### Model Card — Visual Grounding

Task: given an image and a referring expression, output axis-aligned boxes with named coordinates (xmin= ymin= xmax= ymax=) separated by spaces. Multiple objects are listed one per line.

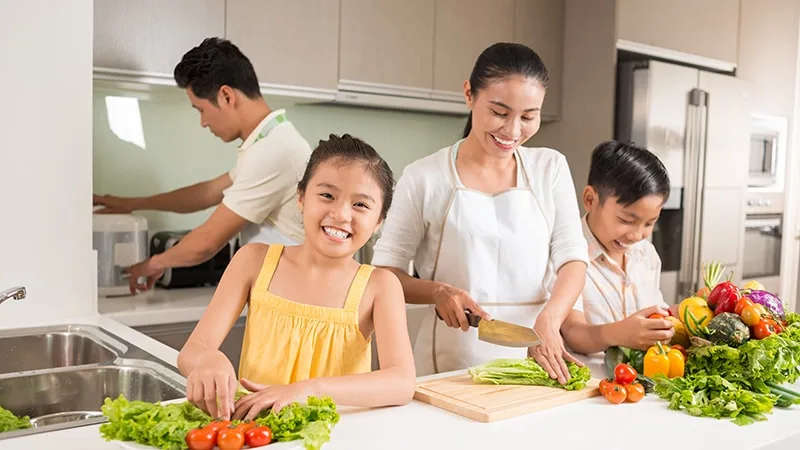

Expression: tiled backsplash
xmin=93 ymin=82 xmax=465 ymax=232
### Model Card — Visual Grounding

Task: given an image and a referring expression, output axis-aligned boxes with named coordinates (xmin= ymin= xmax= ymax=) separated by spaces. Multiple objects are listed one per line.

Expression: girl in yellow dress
xmin=177 ymin=134 xmax=416 ymax=421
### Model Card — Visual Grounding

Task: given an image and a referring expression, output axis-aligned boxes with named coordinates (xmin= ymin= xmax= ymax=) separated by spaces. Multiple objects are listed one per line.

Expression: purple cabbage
xmin=745 ymin=290 xmax=786 ymax=320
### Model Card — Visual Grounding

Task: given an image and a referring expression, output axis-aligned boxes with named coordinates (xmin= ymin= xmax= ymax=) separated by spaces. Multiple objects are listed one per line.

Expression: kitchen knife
xmin=436 ymin=309 xmax=543 ymax=348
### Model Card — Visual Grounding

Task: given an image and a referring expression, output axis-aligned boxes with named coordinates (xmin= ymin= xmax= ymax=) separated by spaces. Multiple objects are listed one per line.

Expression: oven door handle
xmin=745 ymin=218 xmax=782 ymax=230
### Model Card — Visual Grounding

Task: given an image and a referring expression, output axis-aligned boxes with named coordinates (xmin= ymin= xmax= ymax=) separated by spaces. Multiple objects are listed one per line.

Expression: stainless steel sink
xmin=0 ymin=324 xmax=187 ymax=440
xmin=0 ymin=329 xmax=119 ymax=374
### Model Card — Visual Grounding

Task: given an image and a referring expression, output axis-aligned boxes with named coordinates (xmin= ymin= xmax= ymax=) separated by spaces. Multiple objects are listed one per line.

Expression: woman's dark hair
xmin=587 ymin=141 xmax=671 ymax=206
xmin=298 ymin=134 xmax=395 ymax=220
xmin=462 ymin=42 xmax=550 ymax=138
xmin=173 ymin=37 xmax=261 ymax=104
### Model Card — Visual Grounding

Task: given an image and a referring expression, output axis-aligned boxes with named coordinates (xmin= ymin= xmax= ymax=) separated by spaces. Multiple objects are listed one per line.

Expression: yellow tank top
xmin=238 ymin=244 xmax=374 ymax=385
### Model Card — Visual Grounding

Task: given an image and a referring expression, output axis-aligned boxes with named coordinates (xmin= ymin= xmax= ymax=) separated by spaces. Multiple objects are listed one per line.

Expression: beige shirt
xmin=222 ymin=109 xmax=311 ymax=245
xmin=575 ymin=214 xmax=668 ymax=324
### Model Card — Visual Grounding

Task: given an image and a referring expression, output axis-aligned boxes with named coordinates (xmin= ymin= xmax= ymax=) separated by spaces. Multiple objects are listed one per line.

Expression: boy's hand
xmin=617 ymin=305 xmax=675 ymax=350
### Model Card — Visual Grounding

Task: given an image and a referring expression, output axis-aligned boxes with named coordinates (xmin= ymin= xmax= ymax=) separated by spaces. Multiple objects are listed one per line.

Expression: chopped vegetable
xmin=0 ymin=405 xmax=31 ymax=433
xmin=468 ymin=358 xmax=591 ymax=391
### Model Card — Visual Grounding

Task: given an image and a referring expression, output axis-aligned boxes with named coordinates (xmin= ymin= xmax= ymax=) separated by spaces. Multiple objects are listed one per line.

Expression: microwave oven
xmin=748 ymin=114 xmax=788 ymax=189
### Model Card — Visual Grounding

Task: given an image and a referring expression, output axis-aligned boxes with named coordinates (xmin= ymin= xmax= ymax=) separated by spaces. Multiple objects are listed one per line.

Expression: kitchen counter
xmin=98 ymin=286 xmax=221 ymax=327
xmin=3 ymin=315 xmax=800 ymax=450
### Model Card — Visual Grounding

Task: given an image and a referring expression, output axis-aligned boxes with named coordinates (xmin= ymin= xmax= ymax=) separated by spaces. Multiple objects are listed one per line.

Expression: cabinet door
xmin=339 ymin=0 xmax=435 ymax=92
xmin=226 ymin=0 xmax=340 ymax=91
xmin=617 ymin=0 xmax=739 ymax=64
xmin=94 ymin=0 xmax=225 ymax=75
xmin=433 ymin=0 xmax=515 ymax=96
xmin=513 ymin=0 xmax=564 ymax=120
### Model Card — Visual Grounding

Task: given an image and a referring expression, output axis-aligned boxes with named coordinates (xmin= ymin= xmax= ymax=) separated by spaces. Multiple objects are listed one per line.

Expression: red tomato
xmin=603 ymin=383 xmax=627 ymax=404
xmin=753 ymin=320 xmax=777 ymax=340
xmin=599 ymin=378 xmax=613 ymax=396
xmin=735 ymin=298 xmax=754 ymax=316
xmin=625 ymin=382 xmax=645 ymax=403
xmin=245 ymin=426 xmax=273 ymax=448
xmin=235 ymin=422 xmax=257 ymax=433
xmin=203 ymin=420 xmax=230 ymax=441
xmin=614 ymin=363 xmax=637 ymax=384
xmin=217 ymin=428 xmax=245 ymax=450
xmin=185 ymin=428 xmax=215 ymax=450
xmin=648 ymin=313 xmax=666 ymax=320
xmin=669 ymin=344 xmax=688 ymax=359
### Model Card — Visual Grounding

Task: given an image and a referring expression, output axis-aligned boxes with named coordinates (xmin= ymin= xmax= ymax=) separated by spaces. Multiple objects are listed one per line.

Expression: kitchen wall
xmin=93 ymin=83 xmax=465 ymax=232
xmin=0 ymin=0 xmax=96 ymax=328
xmin=528 ymin=0 xmax=618 ymax=201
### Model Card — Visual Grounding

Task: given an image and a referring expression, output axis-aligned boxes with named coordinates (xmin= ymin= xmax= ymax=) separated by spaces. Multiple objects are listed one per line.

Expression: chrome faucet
xmin=0 ymin=286 xmax=26 ymax=305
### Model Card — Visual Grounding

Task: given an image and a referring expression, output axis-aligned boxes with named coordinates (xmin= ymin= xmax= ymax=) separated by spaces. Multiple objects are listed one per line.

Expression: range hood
xmin=92 ymin=68 xmax=471 ymax=116
xmin=326 ymin=79 xmax=469 ymax=116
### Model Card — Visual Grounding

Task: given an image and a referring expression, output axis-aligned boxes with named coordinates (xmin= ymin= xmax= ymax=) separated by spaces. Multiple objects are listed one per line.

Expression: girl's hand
xmin=529 ymin=314 xmax=583 ymax=385
xmin=185 ymin=350 xmax=238 ymax=420
xmin=232 ymin=378 xmax=317 ymax=422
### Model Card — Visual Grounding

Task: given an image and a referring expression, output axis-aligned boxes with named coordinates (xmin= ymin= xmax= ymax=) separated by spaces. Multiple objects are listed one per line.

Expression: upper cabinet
xmin=226 ymin=0 xmax=340 ymax=92
xmin=339 ymin=0 xmax=435 ymax=93
xmin=616 ymin=0 xmax=740 ymax=65
xmin=432 ymin=0 xmax=515 ymax=97
xmin=94 ymin=0 xmax=225 ymax=75
xmin=513 ymin=0 xmax=564 ymax=120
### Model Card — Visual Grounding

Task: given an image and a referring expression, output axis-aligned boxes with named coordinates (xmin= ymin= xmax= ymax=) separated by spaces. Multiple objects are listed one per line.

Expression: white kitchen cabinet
xmin=433 ymin=0 xmax=515 ymax=97
xmin=339 ymin=0 xmax=435 ymax=93
xmin=225 ymin=0 xmax=340 ymax=91
xmin=513 ymin=0 xmax=564 ymax=120
xmin=616 ymin=0 xmax=740 ymax=65
xmin=737 ymin=0 xmax=800 ymax=118
xmin=93 ymin=0 xmax=225 ymax=75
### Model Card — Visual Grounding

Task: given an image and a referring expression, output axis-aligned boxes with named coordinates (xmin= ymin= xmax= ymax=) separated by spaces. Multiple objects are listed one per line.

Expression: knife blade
xmin=435 ymin=309 xmax=542 ymax=348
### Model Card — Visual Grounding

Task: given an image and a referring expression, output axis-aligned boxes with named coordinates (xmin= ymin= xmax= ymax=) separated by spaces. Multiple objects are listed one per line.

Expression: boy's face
xmin=583 ymin=186 xmax=664 ymax=258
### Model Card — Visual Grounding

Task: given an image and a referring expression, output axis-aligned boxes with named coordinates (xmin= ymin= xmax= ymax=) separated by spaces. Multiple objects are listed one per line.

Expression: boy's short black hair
xmin=173 ymin=37 xmax=261 ymax=104
xmin=587 ymin=141 xmax=671 ymax=206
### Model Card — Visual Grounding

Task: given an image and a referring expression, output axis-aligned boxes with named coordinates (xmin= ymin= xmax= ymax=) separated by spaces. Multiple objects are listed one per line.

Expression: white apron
xmin=414 ymin=141 xmax=554 ymax=376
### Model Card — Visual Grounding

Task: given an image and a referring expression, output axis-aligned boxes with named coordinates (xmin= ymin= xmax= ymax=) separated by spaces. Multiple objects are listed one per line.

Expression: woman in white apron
xmin=371 ymin=43 xmax=589 ymax=383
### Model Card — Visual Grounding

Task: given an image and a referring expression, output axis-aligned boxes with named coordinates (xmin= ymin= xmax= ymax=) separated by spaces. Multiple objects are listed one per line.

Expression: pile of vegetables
xmin=468 ymin=358 xmax=591 ymax=391
xmin=646 ymin=260 xmax=800 ymax=425
xmin=0 ymin=405 xmax=31 ymax=433
xmin=99 ymin=393 xmax=339 ymax=450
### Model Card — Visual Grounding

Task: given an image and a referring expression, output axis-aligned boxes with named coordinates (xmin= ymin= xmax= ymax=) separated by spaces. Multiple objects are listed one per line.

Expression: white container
xmin=92 ymin=214 xmax=148 ymax=297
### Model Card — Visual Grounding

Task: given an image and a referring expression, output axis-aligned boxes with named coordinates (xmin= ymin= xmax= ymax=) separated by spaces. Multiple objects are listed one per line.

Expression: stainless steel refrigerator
xmin=616 ymin=60 xmax=750 ymax=304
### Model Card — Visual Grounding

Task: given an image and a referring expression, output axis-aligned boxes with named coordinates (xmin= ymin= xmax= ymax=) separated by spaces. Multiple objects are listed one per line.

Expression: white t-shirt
xmin=371 ymin=145 xmax=589 ymax=282
xmin=222 ymin=109 xmax=311 ymax=245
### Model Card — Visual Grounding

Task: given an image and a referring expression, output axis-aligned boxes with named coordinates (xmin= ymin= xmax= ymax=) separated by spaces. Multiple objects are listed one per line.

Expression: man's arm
xmin=94 ymin=173 xmax=232 ymax=214
xmin=151 ymin=204 xmax=248 ymax=269
xmin=125 ymin=203 xmax=249 ymax=293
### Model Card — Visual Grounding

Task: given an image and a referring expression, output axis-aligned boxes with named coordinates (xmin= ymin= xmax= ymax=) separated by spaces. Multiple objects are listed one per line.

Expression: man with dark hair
xmin=93 ymin=37 xmax=312 ymax=294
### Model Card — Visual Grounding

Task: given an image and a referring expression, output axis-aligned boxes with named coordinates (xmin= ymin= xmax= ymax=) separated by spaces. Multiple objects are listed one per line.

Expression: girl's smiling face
xmin=298 ymin=159 xmax=384 ymax=259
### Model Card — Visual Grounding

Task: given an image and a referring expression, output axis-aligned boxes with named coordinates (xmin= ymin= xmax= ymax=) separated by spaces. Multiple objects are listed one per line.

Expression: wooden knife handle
xmin=435 ymin=309 xmax=481 ymax=328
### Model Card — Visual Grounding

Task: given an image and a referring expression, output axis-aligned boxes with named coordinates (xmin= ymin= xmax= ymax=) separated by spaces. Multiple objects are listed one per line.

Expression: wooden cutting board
xmin=414 ymin=373 xmax=601 ymax=422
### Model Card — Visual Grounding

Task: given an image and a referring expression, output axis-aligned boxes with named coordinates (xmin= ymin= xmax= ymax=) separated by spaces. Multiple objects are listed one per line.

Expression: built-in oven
xmin=742 ymin=192 xmax=785 ymax=294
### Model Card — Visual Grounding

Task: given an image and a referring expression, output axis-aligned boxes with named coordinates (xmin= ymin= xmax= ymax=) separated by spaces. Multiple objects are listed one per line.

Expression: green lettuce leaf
xmin=99 ymin=395 xmax=211 ymax=450
xmin=254 ymin=396 xmax=340 ymax=450
xmin=467 ymin=358 xmax=592 ymax=391
xmin=0 ymin=405 xmax=31 ymax=433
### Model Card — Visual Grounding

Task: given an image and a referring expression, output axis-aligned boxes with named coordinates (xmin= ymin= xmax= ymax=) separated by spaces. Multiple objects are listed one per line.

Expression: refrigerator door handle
xmin=678 ymin=89 xmax=709 ymax=297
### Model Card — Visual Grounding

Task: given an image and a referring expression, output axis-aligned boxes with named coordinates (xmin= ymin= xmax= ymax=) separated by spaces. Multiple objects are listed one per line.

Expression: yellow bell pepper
xmin=644 ymin=343 xmax=686 ymax=379
xmin=679 ymin=296 xmax=714 ymax=336
xmin=644 ymin=343 xmax=671 ymax=378
xmin=667 ymin=348 xmax=685 ymax=378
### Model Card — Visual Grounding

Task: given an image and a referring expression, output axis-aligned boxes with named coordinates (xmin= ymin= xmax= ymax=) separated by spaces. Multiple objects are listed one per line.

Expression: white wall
xmin=0 ymin=0 xmax=96 ymax=328
xmin=93 ymin=83 xmax=465 ymax=232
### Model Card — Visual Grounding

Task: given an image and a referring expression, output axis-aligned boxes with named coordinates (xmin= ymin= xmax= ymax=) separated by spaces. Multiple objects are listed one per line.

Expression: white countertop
xmin=3 ymin=314 xmax=800 ymax=450
xmin=98 ymin=286 xmax=221 ymax=327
